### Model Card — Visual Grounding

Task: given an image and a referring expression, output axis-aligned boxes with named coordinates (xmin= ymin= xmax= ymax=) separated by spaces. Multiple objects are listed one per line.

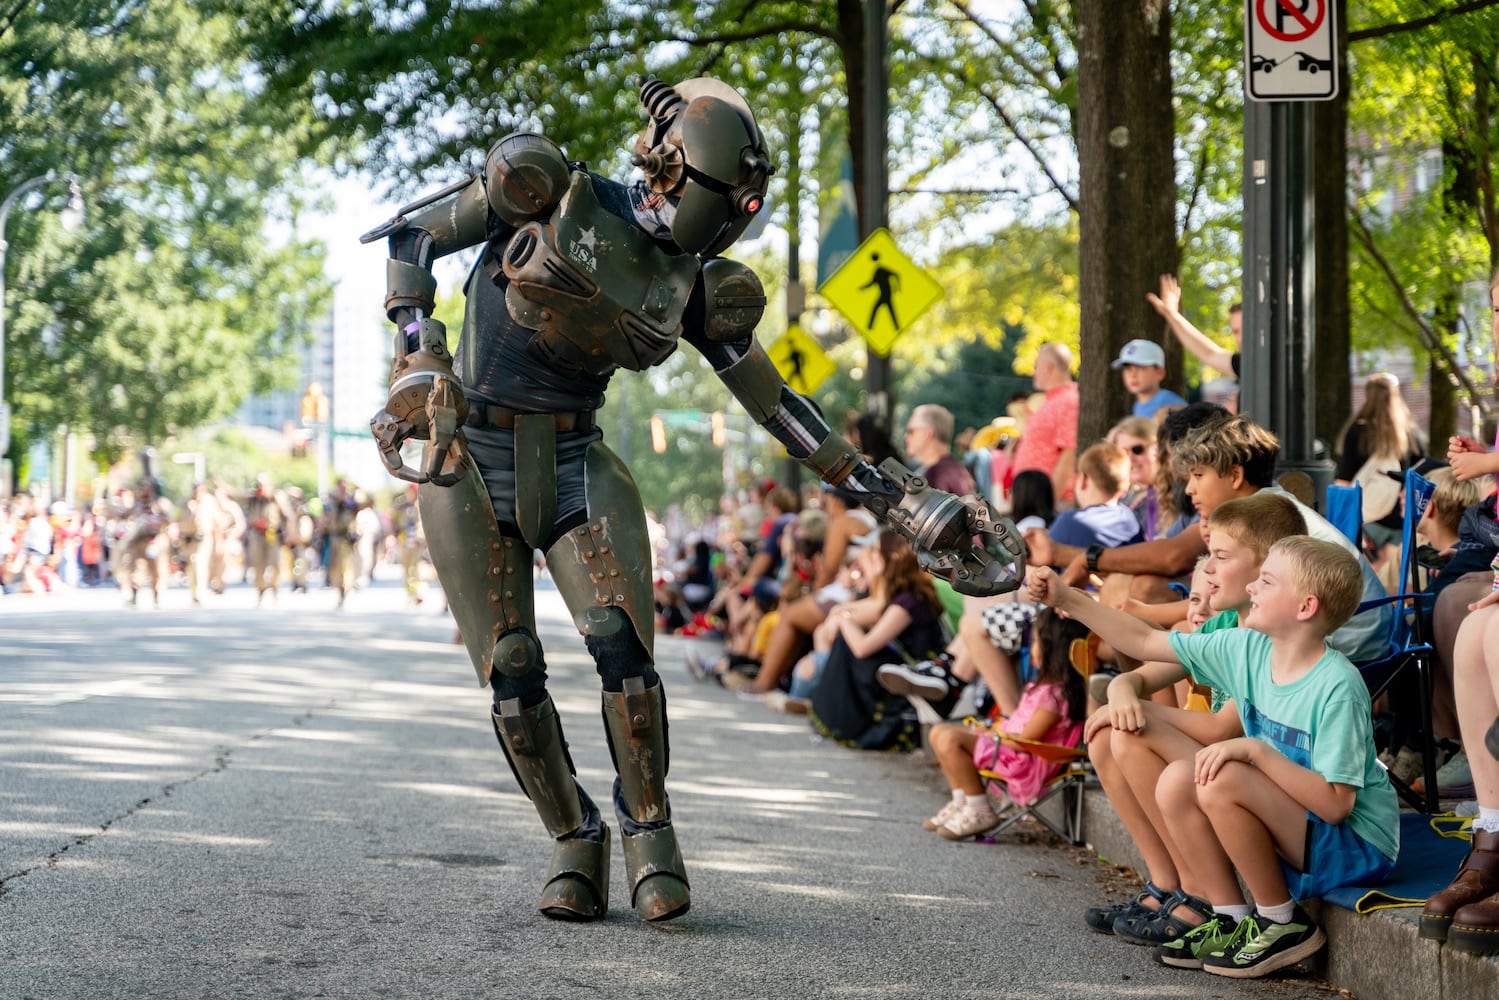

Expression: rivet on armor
xmin=504 ymin=539 xmax=513 ymax=548
xmin=506 ymin=565 xmax=515 ymax=575
xmin=504 ymin=590 xmax=513 ymax=599
xmin=632 ymin=714 xmax=646 ymax=727
xmin=599 ymin=546 xmax=610 ymax=554
xmin=614 ymin=594 xmax=624 ymax=602
xmin=489 ymin=567 xmax=501 ymax=577
xmin=609 ymin=569 xmax=619 ymax=577
xmin=577 ymin=527 xmax=588 ymax=536
xmin=591 ymin=524 xmax=602 ymax=533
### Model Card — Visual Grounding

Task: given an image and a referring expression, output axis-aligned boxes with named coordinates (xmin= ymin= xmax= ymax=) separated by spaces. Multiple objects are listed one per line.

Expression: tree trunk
xmin=838 ymin=0 xmax=867 ymax=236
xmin=1074 ymin=1 xmax=1178 ymax=449
xmin=1312 ymin=0 xmax=1350 ymax=451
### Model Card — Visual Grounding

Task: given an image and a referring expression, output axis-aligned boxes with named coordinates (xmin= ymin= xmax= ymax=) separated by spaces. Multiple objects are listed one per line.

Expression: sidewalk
xmin=1075 ymin=785 xmax=1499 ymax=1000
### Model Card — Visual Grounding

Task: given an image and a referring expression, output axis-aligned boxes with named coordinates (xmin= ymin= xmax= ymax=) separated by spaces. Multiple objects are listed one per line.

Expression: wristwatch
xmin=1085 ymin=543 xmax=1105 ymax=575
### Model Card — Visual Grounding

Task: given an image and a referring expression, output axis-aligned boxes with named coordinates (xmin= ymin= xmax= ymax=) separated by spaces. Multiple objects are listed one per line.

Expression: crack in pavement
xmin=0 ymin=705 xmax=327 ymax=901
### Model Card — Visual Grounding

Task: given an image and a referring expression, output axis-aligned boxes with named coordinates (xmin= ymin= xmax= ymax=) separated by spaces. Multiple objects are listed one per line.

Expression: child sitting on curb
xmin=922 ymin=609 xmax=1090 ymax=839
xmin=1082 ymin=492 xmax=1305 ymax=946
xmin=1029 ymin=535 xmax=1399 ymax=979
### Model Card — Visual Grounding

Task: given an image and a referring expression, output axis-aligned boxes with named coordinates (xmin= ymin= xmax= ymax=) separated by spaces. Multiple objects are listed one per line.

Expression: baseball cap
xmin=1111 ymin=339 xmax=1167 ymax=369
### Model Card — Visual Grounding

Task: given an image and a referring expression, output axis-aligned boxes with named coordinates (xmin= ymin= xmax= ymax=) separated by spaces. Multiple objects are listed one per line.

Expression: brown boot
xmin=1420 ymin=829 xmax=1499 ymax=942
xmin=1450 ymin=888 xmax=1499 ymax=955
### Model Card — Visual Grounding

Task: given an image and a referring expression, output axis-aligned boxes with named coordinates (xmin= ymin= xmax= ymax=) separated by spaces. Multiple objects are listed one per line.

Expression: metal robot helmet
xmin=631 ymin=76 xmax=772 ymax=257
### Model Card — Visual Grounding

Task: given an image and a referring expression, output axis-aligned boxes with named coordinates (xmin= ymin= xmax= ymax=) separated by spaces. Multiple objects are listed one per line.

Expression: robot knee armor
xmin=492 ymin=627 xmax=541 ymax=677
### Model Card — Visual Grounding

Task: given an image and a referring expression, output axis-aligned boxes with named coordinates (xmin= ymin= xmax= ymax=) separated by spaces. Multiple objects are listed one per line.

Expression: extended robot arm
xmin=693 ymin=317 xmax=1025 ymax=597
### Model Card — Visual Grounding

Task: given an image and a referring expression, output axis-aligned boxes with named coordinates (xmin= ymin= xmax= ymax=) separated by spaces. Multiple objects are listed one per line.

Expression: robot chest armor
xmin=495 ymin=171 xmax=699 ymax=378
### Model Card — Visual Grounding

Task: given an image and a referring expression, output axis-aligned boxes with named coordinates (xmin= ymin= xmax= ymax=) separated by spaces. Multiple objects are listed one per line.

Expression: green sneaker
xmin=1202 ymin=906 xmax=1326 ymax=979
xmin=1154 ymin=913 xmax=1239 ymax=970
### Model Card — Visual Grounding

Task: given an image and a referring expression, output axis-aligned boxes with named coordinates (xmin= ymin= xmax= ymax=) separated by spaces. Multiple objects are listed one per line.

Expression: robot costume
xmin=362 ymin=76 xmax=1027 ymax=924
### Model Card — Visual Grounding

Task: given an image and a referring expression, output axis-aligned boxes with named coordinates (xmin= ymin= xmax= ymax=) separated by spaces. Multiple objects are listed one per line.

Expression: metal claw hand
xmin=370 ymin=372 xmax=471 ymax=487
xmin=869 ymin=459 xmax=1027 ymax=598
xmin=369 ymin=317 xmax=471 ymax=486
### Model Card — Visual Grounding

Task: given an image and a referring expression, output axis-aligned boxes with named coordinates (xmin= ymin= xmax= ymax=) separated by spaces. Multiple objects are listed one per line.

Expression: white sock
xmin=1257 ymin=899 xmax=1296 ymax=924
xmin=1215 ymin=904 xmax=1252 ymax=920
xmin=1474 ymin=808 xmax=1499 ymax=833
xmin=951 ymin=789 xmax=968 ymax=807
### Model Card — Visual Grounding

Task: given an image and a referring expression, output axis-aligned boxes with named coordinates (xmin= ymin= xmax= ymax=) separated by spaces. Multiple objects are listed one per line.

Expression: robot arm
xmin=363 ymin=134 xmax=576 ymax=486
xmin=686 ymin=293 xmax=1025 ymax=597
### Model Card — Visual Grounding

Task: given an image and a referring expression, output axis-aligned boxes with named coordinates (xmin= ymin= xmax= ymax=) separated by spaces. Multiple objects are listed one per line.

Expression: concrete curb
xmin=1078 ymin=786 xmax=1499 ymax=1000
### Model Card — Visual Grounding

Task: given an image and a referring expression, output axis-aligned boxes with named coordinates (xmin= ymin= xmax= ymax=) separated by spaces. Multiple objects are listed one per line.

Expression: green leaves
xmin=1 ymin=1 xmax=332 ymax=464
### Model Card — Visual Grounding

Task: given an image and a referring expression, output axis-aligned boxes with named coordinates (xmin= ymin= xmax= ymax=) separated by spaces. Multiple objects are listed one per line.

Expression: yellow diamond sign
xmin=767 ymin=324 xmax=837 ymax=396
xmin=817 ymin=228 xmax=944 ymax=356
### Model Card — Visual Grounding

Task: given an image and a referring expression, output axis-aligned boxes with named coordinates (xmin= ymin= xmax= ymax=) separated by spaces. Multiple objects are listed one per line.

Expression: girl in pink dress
xmin=923 ymin=608 xmax=1089 ymax=839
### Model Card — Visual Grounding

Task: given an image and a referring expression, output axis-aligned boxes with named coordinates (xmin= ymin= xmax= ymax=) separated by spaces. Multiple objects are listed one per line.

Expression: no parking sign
xmin=1244 ymin=0 xmax=1339 ymax=102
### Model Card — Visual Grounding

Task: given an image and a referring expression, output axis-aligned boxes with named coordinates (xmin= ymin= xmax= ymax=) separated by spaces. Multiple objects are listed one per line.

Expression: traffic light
xmin=649 ymin=414 xmax=667 ymax=454
xmin=710 ymin=411 xmax=726 ymax=447
xmin=301 ymin=383 xmax=329 ymax=424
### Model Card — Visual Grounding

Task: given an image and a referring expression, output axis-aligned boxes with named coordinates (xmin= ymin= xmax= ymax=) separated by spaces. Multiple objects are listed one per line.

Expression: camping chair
xmin=1347 ymin=468 xmax=1440 ymax=813
xmin=977 ymin=735 xmax=1092 ymax=846
xmin=974 ymin=632 xmax=1099 ymax=846
xmin=1325 ymin=481 xmax=1364 ymax=551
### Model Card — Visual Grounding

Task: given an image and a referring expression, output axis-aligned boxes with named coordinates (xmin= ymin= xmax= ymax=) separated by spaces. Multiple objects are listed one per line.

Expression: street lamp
xmin=0 ymin=171 xmax=86 ymax=488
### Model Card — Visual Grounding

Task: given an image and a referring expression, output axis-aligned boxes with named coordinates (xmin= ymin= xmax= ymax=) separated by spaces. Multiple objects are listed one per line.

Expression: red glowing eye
xmin=745 ymin=197 xmax=762 ymax=213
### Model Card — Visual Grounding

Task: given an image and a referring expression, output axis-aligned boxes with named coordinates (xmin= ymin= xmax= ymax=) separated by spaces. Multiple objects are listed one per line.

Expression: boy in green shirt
xmin=1033 ymin=535 xmax=1398 ymax=979
xmin=1084 ymin=492 xmax=1304 ymax=946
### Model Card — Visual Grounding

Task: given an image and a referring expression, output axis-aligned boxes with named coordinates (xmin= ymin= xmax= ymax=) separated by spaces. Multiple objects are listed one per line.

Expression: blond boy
xmin=1081 ymin=493 xmax=1306 ymax=949
xmin=1034 ymin=536 xmax=1398 ymax=979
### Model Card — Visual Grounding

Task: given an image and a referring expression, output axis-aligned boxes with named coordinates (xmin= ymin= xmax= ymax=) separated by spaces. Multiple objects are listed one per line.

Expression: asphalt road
xmin=1 ymin=573 xmax=1342 ymax=999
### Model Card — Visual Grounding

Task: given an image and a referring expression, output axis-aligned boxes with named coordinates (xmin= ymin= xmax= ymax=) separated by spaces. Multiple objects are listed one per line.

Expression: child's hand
xmin=1195 ymin=737 xmax=1258 ymax=783
xmin=1106 ymin=681 xmax=1146 ymax=734
xmin=1026 ymin=566 xmax=1067 ymax=607
xmin=1083 ymin=704 xmax=1113 ymax=743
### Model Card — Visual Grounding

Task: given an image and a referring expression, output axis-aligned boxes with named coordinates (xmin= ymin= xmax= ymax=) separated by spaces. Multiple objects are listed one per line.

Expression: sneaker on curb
xmin=1388 ymin=746 xmax=1424 ymax=787
xmin=1435 ymin=751 xmax=1475 ymax=797
xmin=1201 ymin=906 xmax=1326 ymax=979
xmin=877 ymin=660 xmax=958 ymax=701
xmin=1114 ymin=889 xmax=1215 ymax=945
xmin=684 ymin=650 xmax=709 ymax=682
xmin=1154 ymin=914 xmax=1239 ymax=969
xmin=1084 ymin=882 xmax=1172 ymax=935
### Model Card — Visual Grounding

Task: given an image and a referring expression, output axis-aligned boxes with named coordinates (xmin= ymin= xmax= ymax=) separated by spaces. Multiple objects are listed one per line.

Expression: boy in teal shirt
xmin=1031 ymin=535 xmax=1398 ymax=979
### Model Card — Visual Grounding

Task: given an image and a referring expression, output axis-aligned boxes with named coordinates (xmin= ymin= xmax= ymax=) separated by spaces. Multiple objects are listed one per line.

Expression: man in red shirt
xmin=1011 ymin=342 xmax=1079 ymax=503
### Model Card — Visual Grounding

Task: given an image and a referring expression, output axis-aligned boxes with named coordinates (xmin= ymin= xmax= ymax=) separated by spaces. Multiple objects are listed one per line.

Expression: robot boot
xmin=602 ymin=676 xmax=690 ymax=922
xmin=491 ymin=696 xmax=610 ymax=921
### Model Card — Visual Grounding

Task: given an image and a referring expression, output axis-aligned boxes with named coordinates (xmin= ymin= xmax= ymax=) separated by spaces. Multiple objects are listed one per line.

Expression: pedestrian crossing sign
xmin=817 ymin=227 xmax=944 ymax=357
xmin=767 ymin=323 xmax=836 ymax=396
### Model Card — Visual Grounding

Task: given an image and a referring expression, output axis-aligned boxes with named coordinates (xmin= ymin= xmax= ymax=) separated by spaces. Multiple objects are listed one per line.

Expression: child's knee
xmin=1088 ymin=728 xmax=1115 ymax=770
xmin=1155 ymin=759 xmax=1197 ymax=811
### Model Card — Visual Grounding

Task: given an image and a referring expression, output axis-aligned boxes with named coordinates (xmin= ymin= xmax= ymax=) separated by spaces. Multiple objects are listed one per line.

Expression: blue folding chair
xmin=1324 ymin=481 xmax=1363 ymax=550
xmin=1348 ymin=469 xmax=1439 ymax=812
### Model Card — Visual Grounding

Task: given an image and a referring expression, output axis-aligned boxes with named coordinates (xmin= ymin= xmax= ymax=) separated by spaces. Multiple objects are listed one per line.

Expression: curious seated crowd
xmin=658 ymin=327 xmax=1499 ymax=981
